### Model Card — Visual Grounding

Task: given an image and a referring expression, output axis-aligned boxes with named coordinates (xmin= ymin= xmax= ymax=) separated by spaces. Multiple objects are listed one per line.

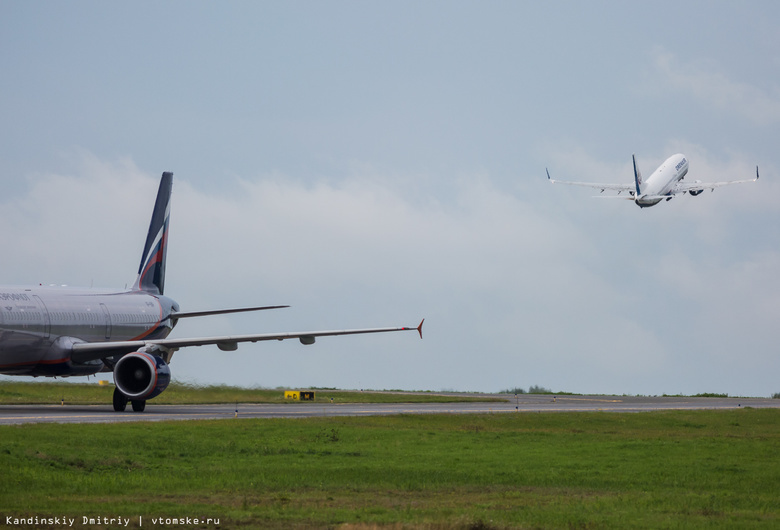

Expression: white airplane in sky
xmin=0 ymin=172 xmax=423 ymax=412
xmin=547 ymin=154 xmax=759 ymax=208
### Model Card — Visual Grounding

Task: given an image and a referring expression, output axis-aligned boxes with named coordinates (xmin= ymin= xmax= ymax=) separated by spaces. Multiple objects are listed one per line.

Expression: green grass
xmin=1 ymin=409 xmax=778 ymax=528
xmin=0 ymin=380 xmax=500 ymax=405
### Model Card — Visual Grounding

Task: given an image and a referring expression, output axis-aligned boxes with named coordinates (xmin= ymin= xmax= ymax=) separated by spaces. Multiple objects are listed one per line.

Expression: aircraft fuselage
xmin=634 ymin=154 xmax=689 ymax=207
xmin=0 ymin=286 xmax=177 ymax=376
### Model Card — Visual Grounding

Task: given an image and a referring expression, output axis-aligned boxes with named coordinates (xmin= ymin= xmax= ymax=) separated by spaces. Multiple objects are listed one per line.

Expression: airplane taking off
xmin=547 ymin=154 xmax=759 ymax=208
xmin=0 ymin=172 xmax=423 ymax=412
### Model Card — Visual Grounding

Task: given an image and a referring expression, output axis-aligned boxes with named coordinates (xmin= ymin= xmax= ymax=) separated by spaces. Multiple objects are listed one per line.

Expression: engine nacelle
xmin=299 ymin=335 xmax=316 ymax=345
xmin=689 ymin=180 xmax=704 ymax=196
xmin=114 ymin=352 xmax=171 ymax=400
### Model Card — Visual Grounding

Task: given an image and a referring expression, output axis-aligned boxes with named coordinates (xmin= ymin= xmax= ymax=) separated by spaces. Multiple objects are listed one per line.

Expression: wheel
xmin=131 ymin=400 xmax=146 ymax=412
xmin=113 ymin=388 xmax=128 ymax=412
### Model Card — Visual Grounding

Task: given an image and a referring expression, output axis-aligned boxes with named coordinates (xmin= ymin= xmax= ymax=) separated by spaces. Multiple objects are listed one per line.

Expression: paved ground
xmin=1 ymin=393 xmax=777 ymax=425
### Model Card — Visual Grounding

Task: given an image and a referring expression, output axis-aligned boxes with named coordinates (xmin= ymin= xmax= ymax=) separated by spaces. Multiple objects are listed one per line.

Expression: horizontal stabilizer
xmin=172 ymin=305 xmax=290 ymax=320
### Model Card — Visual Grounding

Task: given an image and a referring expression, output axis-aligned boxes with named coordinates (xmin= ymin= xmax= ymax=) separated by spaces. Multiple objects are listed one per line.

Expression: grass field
xmin=0 ymin=380 xmax=501 ymax=405
xmin=1 ymin=408 xmax=778 ymax=529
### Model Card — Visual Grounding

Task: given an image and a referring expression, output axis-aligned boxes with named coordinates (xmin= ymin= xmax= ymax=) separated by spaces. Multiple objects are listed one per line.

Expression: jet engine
xmin=113 ymin=352 xmax=171 ymax=400
xmin=689 ymin=180 xmax=704 ymax=196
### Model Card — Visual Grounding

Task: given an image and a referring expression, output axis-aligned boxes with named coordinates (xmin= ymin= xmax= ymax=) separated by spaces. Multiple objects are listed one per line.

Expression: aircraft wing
xmin=546 ymin=169 xmax=634 ymax=193
xmin=673 ymin=166 xmax=760 ymax=194
xmin=70 ymin=320 xmax=424 ymax=363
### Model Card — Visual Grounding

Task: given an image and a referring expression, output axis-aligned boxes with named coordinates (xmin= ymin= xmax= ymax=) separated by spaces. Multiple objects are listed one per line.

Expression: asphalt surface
xmin=1 ymin=394 xmax=778 ymax=425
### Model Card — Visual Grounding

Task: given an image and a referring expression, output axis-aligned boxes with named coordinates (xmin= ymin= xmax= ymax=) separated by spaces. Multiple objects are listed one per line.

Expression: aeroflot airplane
xmin=547 ymin=154 xmax=759 ymax=208
xmin=0 ymin=172 xmax=423 ymax=412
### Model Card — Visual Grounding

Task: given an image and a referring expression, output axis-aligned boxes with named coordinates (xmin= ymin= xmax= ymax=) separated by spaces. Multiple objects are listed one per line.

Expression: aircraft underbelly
xmin=636 ymin=197 xmax=663 ymax=208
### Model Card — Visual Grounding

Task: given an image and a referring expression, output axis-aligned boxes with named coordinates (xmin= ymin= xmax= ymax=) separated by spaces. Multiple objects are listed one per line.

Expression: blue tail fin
xmin=632 ymin=154 xmax=644 ymax=196
xmin=133 ymin=172 xmax=173 ymax=295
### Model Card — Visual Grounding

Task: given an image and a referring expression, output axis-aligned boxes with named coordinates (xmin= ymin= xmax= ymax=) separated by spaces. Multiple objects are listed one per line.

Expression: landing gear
xmin=113 ymin=388 xmax=128 ymax=412
xmin=113 ymin=388 xmax=147 ymax=412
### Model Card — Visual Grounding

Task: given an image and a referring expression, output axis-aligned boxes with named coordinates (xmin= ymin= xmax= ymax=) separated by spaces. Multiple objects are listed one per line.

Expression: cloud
xmin=649 ymin=48 xmax=780 ymax=125
xmin=0 ymin=153 xmax=156 ymax=287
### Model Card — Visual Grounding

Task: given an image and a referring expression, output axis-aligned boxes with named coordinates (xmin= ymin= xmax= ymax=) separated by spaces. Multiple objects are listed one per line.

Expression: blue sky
xmin=1 ymin=1 xmax=778 ymax=396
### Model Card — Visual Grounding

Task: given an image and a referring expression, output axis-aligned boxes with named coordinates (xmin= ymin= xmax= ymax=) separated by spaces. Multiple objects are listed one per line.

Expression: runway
xmin=1 ymin=394 xmax=778 ymax=425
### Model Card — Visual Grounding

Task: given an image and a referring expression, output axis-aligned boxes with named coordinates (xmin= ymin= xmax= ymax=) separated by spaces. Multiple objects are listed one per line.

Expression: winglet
xmin=416 ymin=318 xmax=424 ymax=339
xmin=756 ymin=166 xmax=760 ymax=180
xmin=546 ymin=168 xmax=552 ymax=181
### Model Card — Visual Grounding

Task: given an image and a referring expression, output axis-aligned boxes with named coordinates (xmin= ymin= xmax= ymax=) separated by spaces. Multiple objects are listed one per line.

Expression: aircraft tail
xmin=132 ymin=172 xmax=173 ymax=295
xmin=632 ymin=154 xmax=644 ymax=196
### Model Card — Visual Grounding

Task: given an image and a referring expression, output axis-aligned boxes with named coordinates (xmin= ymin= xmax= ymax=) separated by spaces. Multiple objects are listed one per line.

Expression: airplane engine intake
xmin=689 ymin=180 xmax=704 ymax=196
xmin=114 ymin=352 xmax=171 ymax=400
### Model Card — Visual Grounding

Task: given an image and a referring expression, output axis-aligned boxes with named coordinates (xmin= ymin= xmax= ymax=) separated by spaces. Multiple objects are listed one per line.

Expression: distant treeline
xmin=502 ymin=385 xmax=555 ymax=395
